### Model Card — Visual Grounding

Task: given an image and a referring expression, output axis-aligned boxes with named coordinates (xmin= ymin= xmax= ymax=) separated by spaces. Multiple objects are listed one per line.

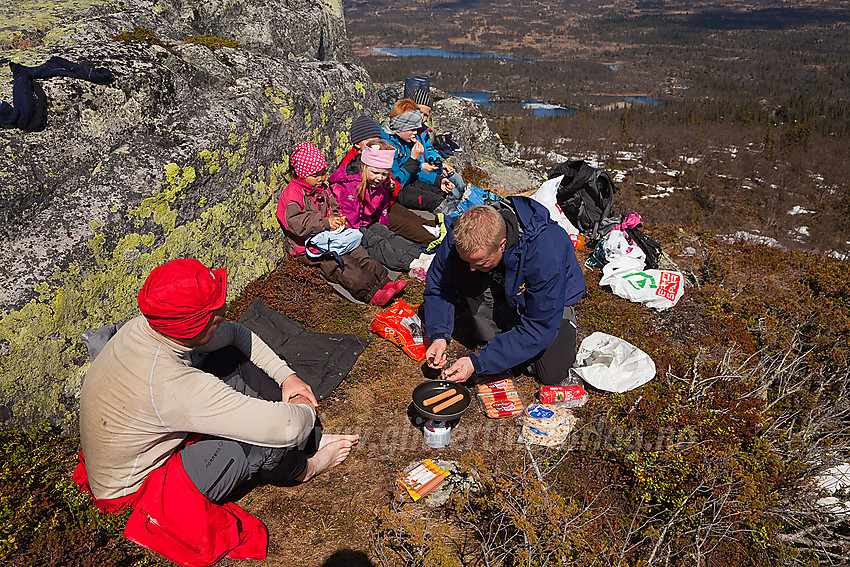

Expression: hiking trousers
xmin=180 ymin=346 xmax=322 ymax=503
xmin=458 ymin=269 xmax=578 ymax=385
xmin=359 ymin=222 xmax=420 ymax=271
xmin=388 ymin=202 xmax=436 ymax=247
xmin=297 ymin=245 xmax=388 ymax=302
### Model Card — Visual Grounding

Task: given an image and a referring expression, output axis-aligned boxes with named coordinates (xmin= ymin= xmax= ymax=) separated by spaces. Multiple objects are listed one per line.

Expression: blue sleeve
xmin=389 ymin=137 xmax=420 ymax=188
xmin=423 ymin=233 xmax=458 ymax=343
xmin=470 ymin=230 xmax=569 ymax=375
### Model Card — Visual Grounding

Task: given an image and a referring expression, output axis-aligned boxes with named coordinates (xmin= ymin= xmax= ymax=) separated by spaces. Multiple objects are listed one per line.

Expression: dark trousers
xmin=359 ymin=222 xmax=420 ymax=271
xmin=456 ymin=265 xmax=578 ymax=385
xmin=388 ymin=202 xmax=437 ymax=247
xmin=298 ymin=245 xmax=388 ymax=302
xmin=180 ymin=347 xmax=322 ymax=503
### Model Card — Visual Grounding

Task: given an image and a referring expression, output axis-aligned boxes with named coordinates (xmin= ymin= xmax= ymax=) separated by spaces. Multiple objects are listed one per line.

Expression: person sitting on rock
xmin=423 ymin=198 xmax=586 ymax=385
xmin=410 ymin=88 xmax=467 ymax=195
xmin=77 ymin=258 xmax=359 ymax=564
xmin=383 ymin=99 xmax=459 ymax=214
xmin=338 ymin=114 xmax=443 ymax=247
xmin=278 ymin=141 xmax=405 ymax=306
xmin=329 ymin=139 xmax=436 ymax=279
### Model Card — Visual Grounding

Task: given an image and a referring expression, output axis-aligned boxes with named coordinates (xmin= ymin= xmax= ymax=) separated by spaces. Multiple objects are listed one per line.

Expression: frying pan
xmin=411 ymin=380 xmax=471 ymax=421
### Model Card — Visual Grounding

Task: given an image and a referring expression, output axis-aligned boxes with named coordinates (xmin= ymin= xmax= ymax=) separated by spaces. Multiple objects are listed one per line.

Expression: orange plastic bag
xmin=370 ymin=299 xmax=428 ymax=361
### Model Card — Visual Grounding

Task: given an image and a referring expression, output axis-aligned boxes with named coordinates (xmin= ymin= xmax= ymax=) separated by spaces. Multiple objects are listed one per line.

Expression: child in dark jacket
xmin=277 ymin=142 xmax=405 ymax=306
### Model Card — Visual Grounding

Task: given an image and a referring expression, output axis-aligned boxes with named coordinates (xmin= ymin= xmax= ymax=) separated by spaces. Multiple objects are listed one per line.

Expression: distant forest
xmin=345 ymin=0 xmax=850 ymax=255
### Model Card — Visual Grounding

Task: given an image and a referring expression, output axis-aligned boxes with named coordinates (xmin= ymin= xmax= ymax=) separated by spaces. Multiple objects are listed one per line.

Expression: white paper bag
xmin=571 ymin=332 xmax=656 ymax=393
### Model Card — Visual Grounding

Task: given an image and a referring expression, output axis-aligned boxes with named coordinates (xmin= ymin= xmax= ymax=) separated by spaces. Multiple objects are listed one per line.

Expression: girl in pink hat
xmin=277 ymin=142 xmax=405 ymax=306
xmin=329 ymin=140 xmax=434 ymax=279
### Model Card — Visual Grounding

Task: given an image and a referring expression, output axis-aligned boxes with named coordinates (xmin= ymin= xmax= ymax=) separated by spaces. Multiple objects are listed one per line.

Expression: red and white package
xmin=370 ymin=299 xmax=428 ymax=361
xmin=476 ymin=376 xmax=524 ymax=418
xmin=538 ymin=384 xmax=588 ymax=407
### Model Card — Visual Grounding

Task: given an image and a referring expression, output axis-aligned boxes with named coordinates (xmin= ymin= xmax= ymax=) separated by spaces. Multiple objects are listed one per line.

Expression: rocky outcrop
xmin=0 ymin=0 xmax=375 ymax=427
xmin=429 ymin=96 xmax=544 ymax=194
xmin=0 ymin=0 xmax=531 ymax=429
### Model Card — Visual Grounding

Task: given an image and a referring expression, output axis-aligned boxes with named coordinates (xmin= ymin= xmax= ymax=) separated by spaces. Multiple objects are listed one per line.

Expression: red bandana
xmin=137 ymin=259 xmax=227 ymax=339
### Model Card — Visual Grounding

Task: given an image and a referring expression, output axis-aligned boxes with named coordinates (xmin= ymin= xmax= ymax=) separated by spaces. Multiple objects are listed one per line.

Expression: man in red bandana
xmin=77 ymin=259 xmax=358 ymax=565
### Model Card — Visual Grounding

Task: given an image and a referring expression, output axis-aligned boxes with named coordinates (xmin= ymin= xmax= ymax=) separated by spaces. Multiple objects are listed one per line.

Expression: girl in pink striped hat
xmin=329 ymin=140 xmax=435 ymax=280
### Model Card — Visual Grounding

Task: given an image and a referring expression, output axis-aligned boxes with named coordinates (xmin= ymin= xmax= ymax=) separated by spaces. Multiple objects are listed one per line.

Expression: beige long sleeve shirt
xmin=79 ymin=316 xmax=316 ymax=500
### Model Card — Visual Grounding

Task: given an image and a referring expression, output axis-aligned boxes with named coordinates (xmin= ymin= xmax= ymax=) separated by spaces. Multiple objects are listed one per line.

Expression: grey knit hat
xmin=411 ymin=88 xmax=433 ymax=107
xmin=350 ymin=115 xmax=383 ymax=145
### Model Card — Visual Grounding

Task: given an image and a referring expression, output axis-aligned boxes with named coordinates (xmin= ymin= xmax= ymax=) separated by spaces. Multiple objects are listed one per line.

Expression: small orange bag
xmin=370 ymin=299 xmax=428 ymax=361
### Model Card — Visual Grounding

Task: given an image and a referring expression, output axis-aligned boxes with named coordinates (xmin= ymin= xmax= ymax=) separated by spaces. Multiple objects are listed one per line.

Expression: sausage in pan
xmin=432 ymin=393 xmax=465 ymax=413
xmin=423 ymin=388 xmax=457 ymax=406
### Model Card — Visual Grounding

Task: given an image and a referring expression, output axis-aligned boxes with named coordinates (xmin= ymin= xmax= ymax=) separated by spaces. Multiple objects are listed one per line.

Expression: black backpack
xmin=549 ymin=160 xmax=619 ymax=241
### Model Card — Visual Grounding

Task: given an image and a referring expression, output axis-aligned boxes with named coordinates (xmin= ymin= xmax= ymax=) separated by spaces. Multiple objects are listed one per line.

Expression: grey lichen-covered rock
xmin=429 ymin=96 xmax=544 ymax=194
xmin=0 ymin=0 xmax=376 ymax=428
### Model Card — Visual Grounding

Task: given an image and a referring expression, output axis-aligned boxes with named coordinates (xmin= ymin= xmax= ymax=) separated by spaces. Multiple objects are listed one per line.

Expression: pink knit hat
xmin=361 ymin=144 xmax=396 ymax=169
xmin=290 ymin=142 xmax=327 ymax=178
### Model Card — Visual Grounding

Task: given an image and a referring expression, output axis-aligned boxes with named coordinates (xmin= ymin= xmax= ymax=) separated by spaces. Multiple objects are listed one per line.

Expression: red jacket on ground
xmin=74 ymin=450 xmax=267 ymax=567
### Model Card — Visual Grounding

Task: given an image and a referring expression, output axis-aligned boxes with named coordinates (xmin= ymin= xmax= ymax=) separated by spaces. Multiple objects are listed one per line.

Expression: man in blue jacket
xmin=424 ymin=197 xmax=585 ymax=384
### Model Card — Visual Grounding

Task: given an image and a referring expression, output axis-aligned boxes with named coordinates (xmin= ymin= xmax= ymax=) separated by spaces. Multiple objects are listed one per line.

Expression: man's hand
xmin=443 ymin=164 xmax=455 ymax=175
xmin=421 ymin=162 xmax=438 ymax=173
xmin=440 ymin=178 xmax=455 ymax=194
xmin=282 ymin=373 xmax=318 ymax=407
xmin=443 ymin=357 xmax=474 ymax=383
xmin=411 ymin=140 xmax=424 ymax=160
xmin=425 ymin=338 xmax=448 ymax=369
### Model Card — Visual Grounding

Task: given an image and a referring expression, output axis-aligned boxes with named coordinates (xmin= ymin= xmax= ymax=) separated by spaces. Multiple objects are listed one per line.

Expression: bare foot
xmin=297 ymin=434 xmax=359 ymax=482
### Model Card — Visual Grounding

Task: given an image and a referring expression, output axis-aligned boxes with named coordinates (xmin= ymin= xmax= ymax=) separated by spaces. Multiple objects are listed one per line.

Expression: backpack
xmin=549 ymin=160 xmax=619 ymax=241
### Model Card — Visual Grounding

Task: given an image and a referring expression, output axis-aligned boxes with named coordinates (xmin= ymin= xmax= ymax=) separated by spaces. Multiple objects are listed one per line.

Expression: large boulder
xmin=429 ymin=96 xmax=544 ymax=194
xmin=0 ymin=0 xmax=376 ymax=428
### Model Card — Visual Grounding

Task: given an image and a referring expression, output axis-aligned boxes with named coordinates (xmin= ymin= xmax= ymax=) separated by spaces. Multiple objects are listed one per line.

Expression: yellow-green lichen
xmin=264 ymin=87 xmax=293 ymax=119
xmin=224 ymin=132 xmax=250 ymax=172
xmin=132 ymin=163 xmax=195 ymax=233
xmin=334 ymin=129 xmax=351 ymax=165
xmin=0 ymin=0 xmax=107 ymax=49
xmin=354 ymin=81 xmax=366 ymax=97
xmin=199 ymin=149 xmax=221 ymax=175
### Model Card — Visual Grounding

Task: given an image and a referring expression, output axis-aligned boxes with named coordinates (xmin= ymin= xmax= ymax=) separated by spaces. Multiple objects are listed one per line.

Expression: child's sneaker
xmin=388 ymin=279 xmax=407 ymax=295
xmin=370 ymin=282 xmax=396 ymax=306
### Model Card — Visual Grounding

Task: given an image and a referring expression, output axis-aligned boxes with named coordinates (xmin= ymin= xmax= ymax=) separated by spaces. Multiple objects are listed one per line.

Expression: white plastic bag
xmin=571 ymin=332 xmax=655 ymax=393
xmin=599 ymin=257 xmax=685 ymax=311
xmin=601 ymin=229 xmax=646 ymax=265
xmin=531 ymin=175 xmax=579 ymax=237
